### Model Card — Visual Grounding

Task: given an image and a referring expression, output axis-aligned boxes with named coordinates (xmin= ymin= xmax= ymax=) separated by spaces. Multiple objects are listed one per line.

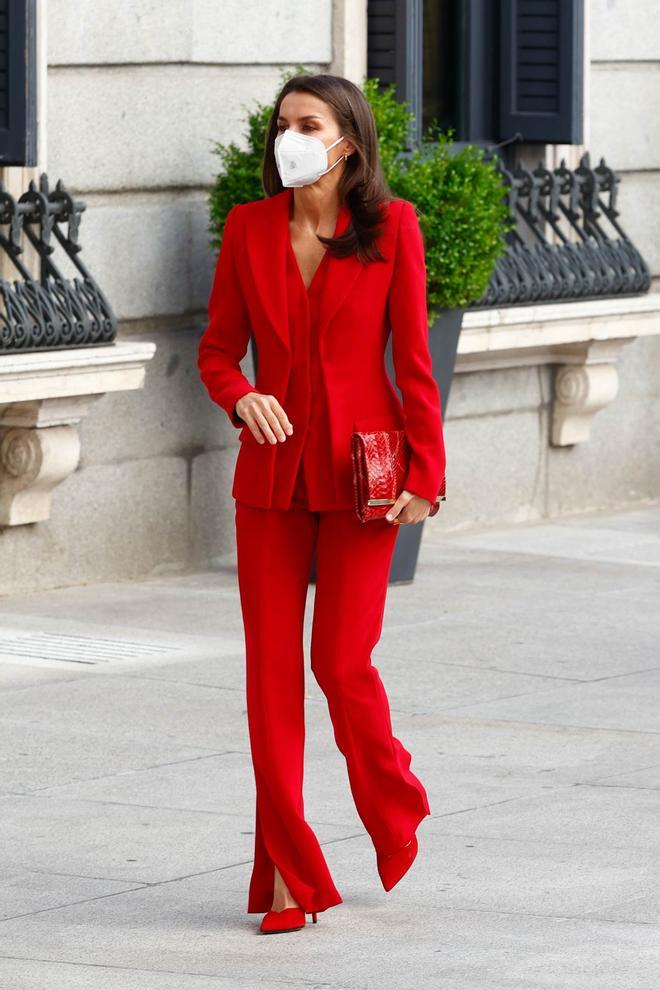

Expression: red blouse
xmin=286 ymin=235 xmax=338 ymax=511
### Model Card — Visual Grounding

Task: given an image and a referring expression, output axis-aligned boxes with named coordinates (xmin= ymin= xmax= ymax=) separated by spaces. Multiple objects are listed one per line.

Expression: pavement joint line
xmin=434 ymin=684 xmax=660 ymax=722
xmin=7 ymin=866 xmax=153 ymax=883
xmin=5 ymin=809 xmax=359 ymax=830
xmin=423 ymin=775 xmax=660 ymax=821
xmin=12 ymin=751 xmax=247 ymax=795
xmin=580 ymin=888 xmax=660 ymax=917
xmin=413 ymin=904 xmax=660 ymax=928
xmin=383 ymin=662 xmax=660 ymax=687
xmin=389 ymin=714 xmax=660 ymax=739
xmin=1 ymin=895 xmax=659 ymax=934
xmin=450 ymin=548 xmax=660 ymax=568
xmin=0 ymin=676 xmax=89 ymax=695
xmin=0 ymin=732 xmax=232 ymax=755
xmin=382 ymin=617 xmax=454 ymax=631
xmin=554 ymin=665 xmax=660 ymax=683
xmin=417 ymin=827 xmax=660 ymax=852
xmin=439 ymin=688 xmax=567 ymax=711
xmin=115 ymin=673 xmax=246 ymax=691
xmin=426 ymin=788 xmax=577 ymax=820
xmin=0 ymin=884 xmax=159 ymax=926
xmin=373 ymin=654 xmax=587 ymax=681
xmin=0 ymin=794 xmax=264 ymax=817
xmin=430 ymin=715 xmax=660 ymax=736
xmin=579 ymin=782 xmax=660 ymax=792
xmin=580 ymin=762 xmax=660 ymax=783
xmin=0 ymin=836 xmax=369 ymax=923
xmin=17 ymin=765 xmax=649 ymax=832
xmin=0 ymin=953 xmax=342 ymax=984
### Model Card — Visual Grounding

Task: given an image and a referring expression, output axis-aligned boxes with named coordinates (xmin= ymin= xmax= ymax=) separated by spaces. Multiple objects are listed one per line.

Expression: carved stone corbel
xmin=0 ymin=396 xmax=101 ymax=526
xmin=0 ymin=342 xmax=156 ymax=527
xmin=551 ymin=339 xmax=631 ymax=446
xmin=457 ymin=293 xmax=660 ymax=448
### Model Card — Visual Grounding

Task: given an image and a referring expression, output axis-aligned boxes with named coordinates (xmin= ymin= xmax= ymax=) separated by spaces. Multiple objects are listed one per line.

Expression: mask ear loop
xmin=321 ymin=151 xmax=347 ymax=177
xmin=320 ymin=135 xmax=347 ymax=177
xmin=325 ymin=134 xmax=344 ymax=151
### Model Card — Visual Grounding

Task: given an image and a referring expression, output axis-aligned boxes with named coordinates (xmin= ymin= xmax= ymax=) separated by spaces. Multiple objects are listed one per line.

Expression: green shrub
xmin=367 ymin=77 xmax=513 ymax=316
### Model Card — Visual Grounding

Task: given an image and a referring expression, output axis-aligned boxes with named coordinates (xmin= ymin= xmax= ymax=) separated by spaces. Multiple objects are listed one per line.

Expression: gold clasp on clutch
xmin=367 ymin=495 xmax=445 ymax=506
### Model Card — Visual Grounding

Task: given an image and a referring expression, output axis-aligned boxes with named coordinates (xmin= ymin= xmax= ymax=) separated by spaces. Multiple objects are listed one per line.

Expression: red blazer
xmin=197 ymin=186 xmax=446 ymax=511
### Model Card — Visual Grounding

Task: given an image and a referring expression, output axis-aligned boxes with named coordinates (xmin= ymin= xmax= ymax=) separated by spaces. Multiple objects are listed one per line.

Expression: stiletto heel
xmin=260 ymin=863 xmax=320 ymax=933
xmin=258 ymin=906 xmax=319 ymax=934
xmin=376 ymin=834 xmax=418 ymax=891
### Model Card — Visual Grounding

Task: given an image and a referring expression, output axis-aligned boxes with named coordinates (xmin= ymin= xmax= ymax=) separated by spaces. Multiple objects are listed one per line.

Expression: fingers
xmin=385 ymin=491 xmax=433 ymax=525
xmin=239 ymin=394 xmax=294 ymax=444
xmin=385 ymin=491 xmax=413 ymax=524
xmin=231 ymin=404 xmax=438 ymax=525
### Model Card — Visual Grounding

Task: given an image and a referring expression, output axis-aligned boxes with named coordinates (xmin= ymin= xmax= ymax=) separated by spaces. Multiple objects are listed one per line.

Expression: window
xmin=0 ymin=0 xmax=38 ymax=167
xmin=422 ymin=0 xmax=460 ymax=136
xmin=367 ymin=0 xmax=584 ymax=151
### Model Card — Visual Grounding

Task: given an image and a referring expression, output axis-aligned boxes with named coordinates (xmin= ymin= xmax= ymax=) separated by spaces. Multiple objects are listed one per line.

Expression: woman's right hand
xmin=235 ymin=392 xmax=294 ymax=444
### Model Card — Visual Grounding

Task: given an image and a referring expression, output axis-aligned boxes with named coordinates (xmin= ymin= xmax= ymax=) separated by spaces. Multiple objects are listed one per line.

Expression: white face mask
xmin=274 ymin=128 xmax=346 ymax=187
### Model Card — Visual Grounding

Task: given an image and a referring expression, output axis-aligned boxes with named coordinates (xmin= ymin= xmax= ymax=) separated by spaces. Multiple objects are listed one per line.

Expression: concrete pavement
xmin=0 ymin=502 xmax=659 ymax=989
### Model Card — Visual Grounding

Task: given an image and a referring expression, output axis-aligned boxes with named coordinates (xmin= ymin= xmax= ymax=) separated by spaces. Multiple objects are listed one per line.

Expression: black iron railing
xmin=472 ymin=151 xmax=651 ymax=308
xmin=0 ymin=173 xmax=116 ymax=352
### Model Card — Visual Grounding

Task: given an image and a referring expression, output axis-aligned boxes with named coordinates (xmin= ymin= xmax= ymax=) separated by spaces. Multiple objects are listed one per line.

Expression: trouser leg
xmin=234 ymin=498 xmax=342 ymax=914
xmin=310 ymin=510 xmax=431 ymax=856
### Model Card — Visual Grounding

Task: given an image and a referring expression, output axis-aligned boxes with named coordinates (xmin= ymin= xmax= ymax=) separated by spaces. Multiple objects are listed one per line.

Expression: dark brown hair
xmin=262 ymin=73 xmax=392 ymax=264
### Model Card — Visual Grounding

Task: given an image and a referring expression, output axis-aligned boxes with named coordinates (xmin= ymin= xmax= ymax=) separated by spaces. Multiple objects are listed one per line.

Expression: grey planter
xmin=386 ymin=305 xmax=464 ymax=584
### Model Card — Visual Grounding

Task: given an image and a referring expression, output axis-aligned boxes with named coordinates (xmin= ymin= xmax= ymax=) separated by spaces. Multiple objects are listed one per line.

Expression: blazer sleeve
xmin=387 ymin=199 xmax=447 ymax=505
xmin=197 ymin=203 xmax=255 ymax=428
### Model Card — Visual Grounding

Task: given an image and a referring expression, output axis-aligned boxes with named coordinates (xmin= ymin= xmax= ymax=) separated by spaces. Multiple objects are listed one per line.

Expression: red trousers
xmin=234 ymin=477 xmax=431 ymax=915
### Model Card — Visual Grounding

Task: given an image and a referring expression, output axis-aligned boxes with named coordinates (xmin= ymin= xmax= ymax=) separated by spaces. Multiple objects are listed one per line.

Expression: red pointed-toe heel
xmin=376 ymin=834 xmax=418 ymax=892
xmin=258 ymin=906 xmax=318 ymax=934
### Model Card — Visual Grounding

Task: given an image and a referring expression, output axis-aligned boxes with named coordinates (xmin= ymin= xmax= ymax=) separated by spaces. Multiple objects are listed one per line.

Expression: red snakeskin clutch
xmin=350 ymin=428 xmax=447 ymax=523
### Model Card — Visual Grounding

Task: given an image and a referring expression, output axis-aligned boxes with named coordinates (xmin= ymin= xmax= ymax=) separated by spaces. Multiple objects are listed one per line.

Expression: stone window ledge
xmin=456 ymin=292 xmax=660 ymax=445
xmin=0 ymin=341 xmax=156 ymax=527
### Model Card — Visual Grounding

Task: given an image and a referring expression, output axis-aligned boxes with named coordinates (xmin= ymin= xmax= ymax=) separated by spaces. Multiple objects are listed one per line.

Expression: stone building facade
xmin=0 ymin=0 xmax=658 ymax=593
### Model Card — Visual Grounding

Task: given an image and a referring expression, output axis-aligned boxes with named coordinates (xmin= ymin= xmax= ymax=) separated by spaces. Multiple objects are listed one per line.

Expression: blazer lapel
xmin=316 ymin=197 xmax=365 ymax=346
xmin=244 ymin=187 xmax=366 ymax=355
xmin=244 ymin=190 xmax=291 ymax=353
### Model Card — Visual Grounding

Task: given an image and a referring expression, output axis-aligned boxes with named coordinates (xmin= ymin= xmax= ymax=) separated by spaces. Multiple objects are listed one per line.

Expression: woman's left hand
xmin=385 ymin=490 xmax=436 ymax=525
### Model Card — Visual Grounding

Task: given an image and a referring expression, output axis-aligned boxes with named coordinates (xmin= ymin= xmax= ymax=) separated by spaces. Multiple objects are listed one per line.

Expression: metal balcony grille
xmin=0 ymin=172 xmax=117 ymax=352
xmin=472 ymin=151 xmax=650 ymax=308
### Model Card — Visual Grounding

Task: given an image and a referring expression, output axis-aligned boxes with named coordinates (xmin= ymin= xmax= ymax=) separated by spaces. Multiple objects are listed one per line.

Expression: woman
xmin=197 ymin=73 xmax=446 ymax=935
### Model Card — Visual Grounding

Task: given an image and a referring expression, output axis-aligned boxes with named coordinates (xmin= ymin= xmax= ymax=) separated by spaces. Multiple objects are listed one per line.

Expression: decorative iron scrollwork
xmin=0 ymin=173 xmax=117 ymax=352
xmin=473 ymin=151 xmax=651 ymax=308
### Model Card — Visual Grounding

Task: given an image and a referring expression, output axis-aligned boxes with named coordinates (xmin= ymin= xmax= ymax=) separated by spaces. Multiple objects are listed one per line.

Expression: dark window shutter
xmin=367 ymin=0 xmax=422 ymax=146
xmin=499 ymin=0 xmax=584 ymax=144
xmin=367 ymin=0 xmax=397 ymax=88
xmin=0 ymin=0 xmax=38 ymax=166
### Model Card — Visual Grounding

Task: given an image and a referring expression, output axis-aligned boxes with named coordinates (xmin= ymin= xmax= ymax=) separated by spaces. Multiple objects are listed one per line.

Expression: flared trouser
xmin=234 ymin=495 xmax=431 ymax=915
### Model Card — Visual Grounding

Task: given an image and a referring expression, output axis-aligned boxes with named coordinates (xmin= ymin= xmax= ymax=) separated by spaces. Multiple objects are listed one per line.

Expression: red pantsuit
xmin=197 ymin=188 xmax=444 ymax=914
xmin=235 ymin=499 xmax=431 ymax=914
